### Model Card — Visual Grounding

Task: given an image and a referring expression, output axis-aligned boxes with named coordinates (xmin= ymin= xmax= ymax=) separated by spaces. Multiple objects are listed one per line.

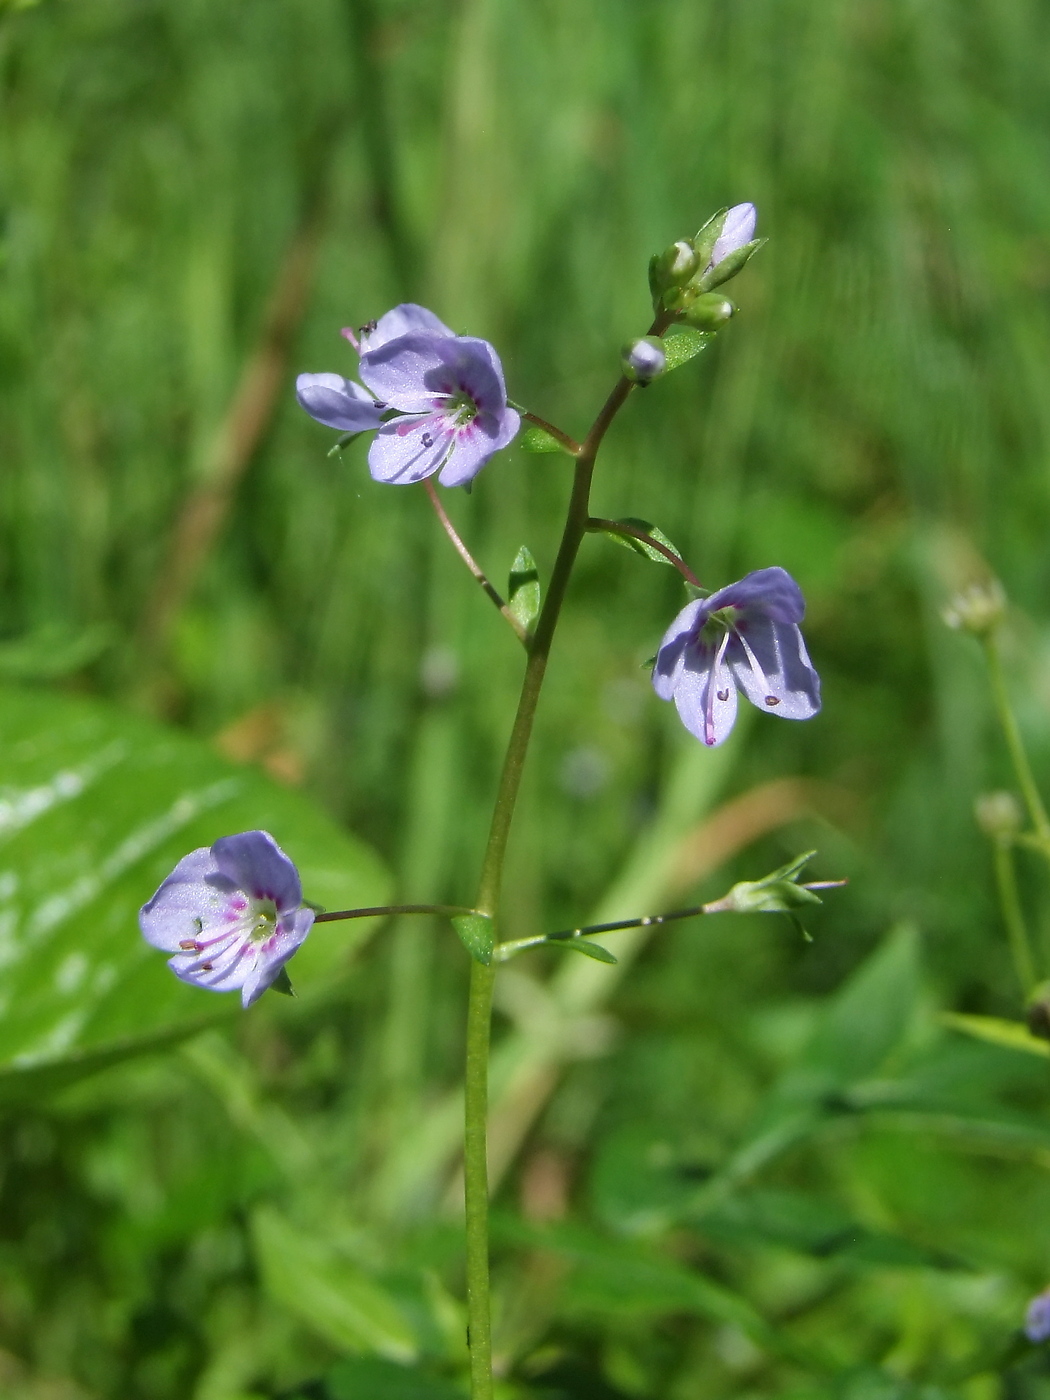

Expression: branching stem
xmin=423 ymin=479 xmax=528 ymax=645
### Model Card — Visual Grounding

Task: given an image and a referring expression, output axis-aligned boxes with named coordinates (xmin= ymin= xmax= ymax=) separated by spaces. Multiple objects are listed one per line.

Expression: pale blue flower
xmin=707 ymin=203 xmax=757 ymax=272
xmin=139 ymin=830 xmax=313 ymax=1008
xmin=653 ymin=567 xmax=820 ymax=747
xmin=1026 ymin=1289 xmax=1050 ymax=1344
xmin=296 ymin=302 xmax=520 ymax=488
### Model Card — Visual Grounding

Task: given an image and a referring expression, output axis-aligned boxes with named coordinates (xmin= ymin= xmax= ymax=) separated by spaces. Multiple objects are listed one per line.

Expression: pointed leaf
xmin=507 ymin=546 xmax=541 ymax=637
xmin=519 ymin=424 xmax=571 ymax=454
xmin=594 ymin=517 xmax=684 ymax=567
xmin=451 ymin=912 xmax=494 ymax=965
xmin=661 ymin=328 xmax=714 ymax=371
xmin=549 ymin=937 xmax=618 ymax=964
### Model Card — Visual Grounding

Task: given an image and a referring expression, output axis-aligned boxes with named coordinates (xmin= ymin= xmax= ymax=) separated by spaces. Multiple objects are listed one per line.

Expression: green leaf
xmin=942 ymin=1012 xmax=1050 ymax=1058
xmin=661 ymin=327 xmax=714 ymax=371
xmin=252 ymin=1207 xmax=418 ymax=1361
xmin=519 ymin=424 xmax=571 ymax=454
xmin=549 ymin=936 xmax=618 ymax=964
xmin=594 ymin=517 xmax=684 ymax=567
xmin=321 ymin=1358 xmax=466 ymax=1400
xmin=0 ymin=684 xmax=391 ymax=1100
xmin=451 ymin=912 xmax=494 ymax=965
xmin=507 ymin=546 xmax=541 ymax=637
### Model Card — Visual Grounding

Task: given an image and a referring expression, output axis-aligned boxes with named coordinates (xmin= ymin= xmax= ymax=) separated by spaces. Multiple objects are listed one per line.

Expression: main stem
xmin=462 ymin=321 xmax=665 ymax=1396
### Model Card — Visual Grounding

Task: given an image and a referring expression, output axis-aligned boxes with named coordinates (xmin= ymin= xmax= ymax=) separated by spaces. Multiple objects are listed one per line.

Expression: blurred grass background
xmin=5 ymin=0 xmax=1050 ymax=1396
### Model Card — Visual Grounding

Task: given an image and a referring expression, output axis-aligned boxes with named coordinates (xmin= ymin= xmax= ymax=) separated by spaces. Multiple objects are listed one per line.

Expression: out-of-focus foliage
xmin=4 ymin=0 xmax=1050 ymax=1395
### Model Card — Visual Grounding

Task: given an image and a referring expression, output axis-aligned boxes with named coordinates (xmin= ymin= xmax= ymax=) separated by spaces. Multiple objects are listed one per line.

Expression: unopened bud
xmin=677 ymin=291 xmax=736 ymax=331
xmin=974 ymin=791 xmax=1023 ymax=840
xmin=942 ymin=579 xmax=1006 ymax=637
xmin=703 ymin=851 xmax=826 ymax=917
xmin=648 ymin=240 xmax=701 ymax=305
xmin=621 ymin=337 xmax=666 ymax=385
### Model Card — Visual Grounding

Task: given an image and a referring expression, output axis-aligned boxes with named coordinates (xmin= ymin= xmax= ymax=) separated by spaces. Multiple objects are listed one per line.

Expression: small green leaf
xmin=507 ymin=546 xmax=541 ymax=637
xmin=661 ymin=328 xmax=714 ymax=371
xmin=519 ymin=424 xmax=570 ymax=454
xmin=594 ymin=517 xmax=683 ymax=567
xmin=942 ymin=1012 xmax=1050 ymax=1058
xmin=269 ymin=967 xmax=296 ymax=998
xmin=549 ymin=936 xmax=618 ymax=964
xmin=451 ymin=913 xmax=494 ymax=965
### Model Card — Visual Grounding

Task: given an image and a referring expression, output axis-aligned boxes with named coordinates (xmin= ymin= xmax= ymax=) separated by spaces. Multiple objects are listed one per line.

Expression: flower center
xmin=248 ymin=897 xmax=278 ymax=943
xmin=445 ymin=390 xmax=478 ymax=430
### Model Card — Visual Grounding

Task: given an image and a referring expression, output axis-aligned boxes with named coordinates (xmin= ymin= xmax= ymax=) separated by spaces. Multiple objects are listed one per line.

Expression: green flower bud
xmin=942 ymin=579 xmax=1006 ymax=637
xmin=648 ymin=240 xmax=701 ymax=307
xmin=703 ymin=852 xmax=826 ymax=916
xmin=677 ymin=291 xmax=735 ymax=331
xmin=974 ymin=791 xmax=1023 ymax=841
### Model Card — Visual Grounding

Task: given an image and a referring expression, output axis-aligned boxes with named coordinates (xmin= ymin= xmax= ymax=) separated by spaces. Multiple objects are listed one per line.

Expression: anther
xmin=422 ymin=432 xmax=434 ymax=448
xmin=200 ymin=962 xmax=214 ymax=972
xmin=179 ymin=939 xmax=199 ymax=951
xmin=360 ymin=319 xmax=377 ymax=334
xmin=765 ymin=695 xmax=780 ymax=706
xmin=717 ymin=689 xmax=729 ymax=702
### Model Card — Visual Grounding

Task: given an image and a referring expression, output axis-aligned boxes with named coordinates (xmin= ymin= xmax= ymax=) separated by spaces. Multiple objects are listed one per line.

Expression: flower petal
xmin=169 ymin=935 xmax=252 ymax=995
xmin=241 ymin=907 xmax=315 ymax=1008
xmin=360 ymin=333 xmax=509 ymax=417
xmin=211 ymin=831 xmax=303 ymax=914
xmin=296 ymin=373 xmax=383 ymax=432
xmin=368 ymin=415 xmax=452 ymax=484
xmin=139 ymin=846 xmax=232 ymax=952
xmin=672 ymin=646 xmax=738 ymax=747
xmin=437 ymin=407 xmax=521 ymax=487
xmin=358 ymin=303 xmax=455 ymax=354
xmin=728 ymin=618 xmax=821 ymax=719
xmin=652 ymin=598 xmax=707 ymax=700
xmin=709 ymin=203 xmax=757 ymax=268
xmin=705 ymin=566 xmax=805 ymax=626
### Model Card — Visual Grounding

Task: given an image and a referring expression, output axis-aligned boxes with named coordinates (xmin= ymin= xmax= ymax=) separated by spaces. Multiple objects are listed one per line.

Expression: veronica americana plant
xmin=141 ymin=204 xmax=840 ymax=1399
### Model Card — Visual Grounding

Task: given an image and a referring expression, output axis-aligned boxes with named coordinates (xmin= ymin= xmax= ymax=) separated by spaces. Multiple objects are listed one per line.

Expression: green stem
xmin=463 ymin=959 xmax=496 ymax=1399
xmin=461 ymin=315 xmax=670 ymax=1395
xmin=313 ymin=903 xmax=474 ymax=923
xmin=991 ymin=838 xmax=1037 ymax=995
xmin=984 ymin=634 xmax=1050 ymax=847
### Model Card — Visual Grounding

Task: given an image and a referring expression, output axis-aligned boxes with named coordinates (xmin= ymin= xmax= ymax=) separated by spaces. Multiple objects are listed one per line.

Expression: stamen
xmin=340 ymin=326 xmax=359 ymax=350
xmin=704 ymin=632 xmax=732 ymax=746
xmin=733 ymin=628 xmax=777 ymax=704
xmin=179 ymin=939 xmax=199 ymax=951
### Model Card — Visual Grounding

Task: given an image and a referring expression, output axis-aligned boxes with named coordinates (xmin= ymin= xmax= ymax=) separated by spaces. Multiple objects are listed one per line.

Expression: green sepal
xmin=452 ymin=912 xmax=495 ymax=965
xmin=508 ymin=546 xmax=541 ymax=637
xmin=707 ymin=851 xmax=824 ymax=916
xmin=699 ymin=237 xmax=767 ymax=291
xmin=327 ymin=432 xmax=361 ymax=458
xmin=519 ymin=424 xmax=571 ymax=455
xmin=691 ymin=207 xmax=728 ymax=270
xmin=661 ymin=327 xmax=715 ymax=371
xmin=268 ymin=967 xmax=296 ymax=997
xmin=683 ymin=581 xmax=707 ymax=601
xmin=594 ymin=517 xmax=683 ymax=567
xmin=550 ymin=937 xmax=618 ymax=964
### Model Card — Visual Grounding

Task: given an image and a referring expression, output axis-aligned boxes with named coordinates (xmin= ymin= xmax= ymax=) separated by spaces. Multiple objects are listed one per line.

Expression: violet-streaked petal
xmin=358 ymin=303 xmax=455 ymax=354
xmin=169 ymin=936 xmax=249 ymax=995
xmin=709 ymin=203 xmax=757 ymax=268
xmin=368 ymin=415 xmax=452 ymax=484
xmin=1026 ymin=1291 xmax=1050 ymax=1344
xmin=652 ymin=598 xmax=707 ymax=700
xmin=672 ymin=647 xmax=738 ymax=747
xmin=212 ymin=831 xmax=303 ymax=913
xmin=139 ymin=847 xmax=229 ymax=952
xmin=437 ymin=407 xmax=521 ymax=488
xmin=705 ymin=566 xmax=805 ymax=626
xmin=728 ymin=617 xmax=821 ymax=719
xmin=241 ymin=907 xmax=315 ymax=1008
xmin=295 ymin=373 xmax=383 ymax=432
xmin=360 ymin=334 xmax=508 ymax=416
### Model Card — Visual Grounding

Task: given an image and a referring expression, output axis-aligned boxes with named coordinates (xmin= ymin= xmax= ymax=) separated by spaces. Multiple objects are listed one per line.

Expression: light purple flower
xmin=652 ymin=566 xmax=820 ymax=748
xmin=1026 ymin=1289 xmax=1050 ymax=1344
xmin=707 ymin=203 xmax=758 ymax=271
xmin=139 ymin=830 xmax=314 ymax=1008
xmin=296 ymin=302 xmax=520 ymax=488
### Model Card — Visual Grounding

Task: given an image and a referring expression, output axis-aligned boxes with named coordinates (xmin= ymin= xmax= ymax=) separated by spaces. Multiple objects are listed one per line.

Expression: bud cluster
xmin=942 ymin=579 xmax=1006 ymax=638
xmin=648 ymin=203 xmax=765 ymax=329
